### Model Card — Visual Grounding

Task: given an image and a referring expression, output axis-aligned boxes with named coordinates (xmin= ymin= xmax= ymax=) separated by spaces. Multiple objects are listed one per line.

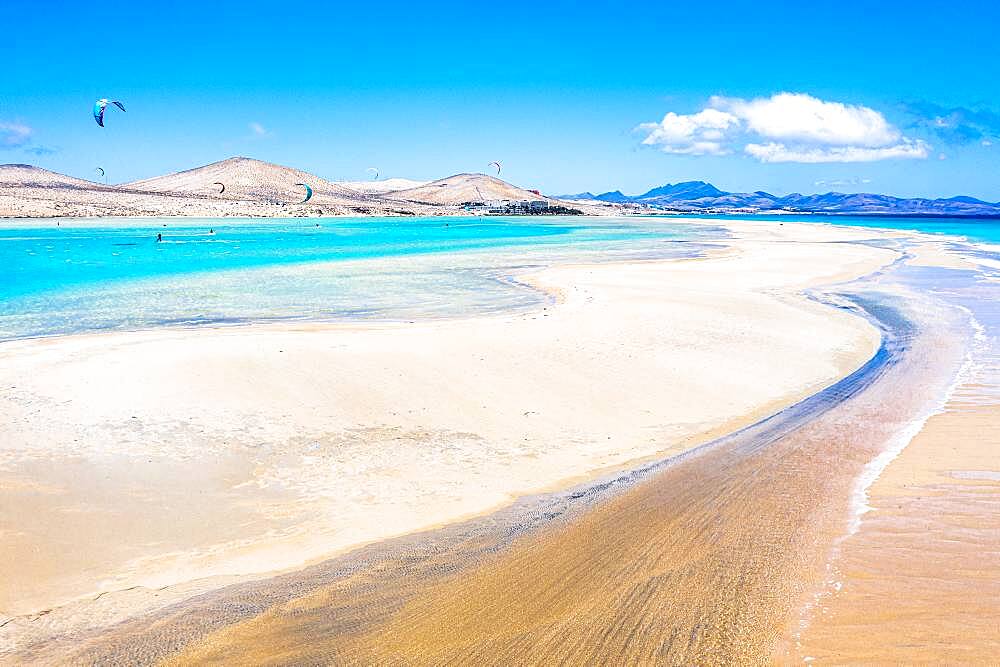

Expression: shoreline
xmin=5 ymin=285 xmax=907 ymax=663
xmin=786 ymin=246 xmax=1000 ymax=662
xmin=0 ymin=221 xmax=894 ymax=650
xmin=22 ymin=281 xmax=966 ymax=665
xmin=3 ymin=210 xmax=999 ymax=253
xmin=794 ymin=403 xmax=1000 ymax=663
xmin=4 ymin=217 xmax=995 ymax=663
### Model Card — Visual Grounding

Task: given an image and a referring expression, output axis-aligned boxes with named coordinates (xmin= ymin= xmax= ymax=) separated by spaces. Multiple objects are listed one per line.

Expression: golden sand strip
xmin=793 ymin=403 xmax=1000 ymax=663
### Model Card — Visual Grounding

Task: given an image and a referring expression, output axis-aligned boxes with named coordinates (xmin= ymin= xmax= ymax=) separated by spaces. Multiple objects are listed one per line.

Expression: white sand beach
xmin=0 ymin=220 xmax=895 ymax=642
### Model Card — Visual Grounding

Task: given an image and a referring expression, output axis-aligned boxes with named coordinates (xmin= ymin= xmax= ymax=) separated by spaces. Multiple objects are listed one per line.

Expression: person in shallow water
xmin=156 ymin=233 xmax=162 ymax=242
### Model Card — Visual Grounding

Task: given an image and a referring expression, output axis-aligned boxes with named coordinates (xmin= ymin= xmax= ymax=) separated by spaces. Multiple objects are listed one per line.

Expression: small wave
xmin=847 ymin=302 xmax=982 ymax=535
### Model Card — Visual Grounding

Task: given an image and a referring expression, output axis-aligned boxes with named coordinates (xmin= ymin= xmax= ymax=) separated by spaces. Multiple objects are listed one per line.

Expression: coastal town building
xmin=465 ymin=199 xmax=551 ymax=214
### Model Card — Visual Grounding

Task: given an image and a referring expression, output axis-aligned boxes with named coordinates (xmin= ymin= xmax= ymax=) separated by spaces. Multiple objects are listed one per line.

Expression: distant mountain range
xmin=558 ymin=181 xmax=1000 ymax=216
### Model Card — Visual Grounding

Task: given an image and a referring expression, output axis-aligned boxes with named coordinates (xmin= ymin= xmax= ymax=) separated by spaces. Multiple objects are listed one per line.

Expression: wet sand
xmin=794 ymin=394 xmax=1000 ymax=662
xmin=783 ymin=241 xmax=1000 ymax=663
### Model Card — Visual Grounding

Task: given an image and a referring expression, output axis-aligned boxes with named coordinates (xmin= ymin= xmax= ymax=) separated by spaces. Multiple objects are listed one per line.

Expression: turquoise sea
xmin=692 ymin=213 xmax=1000 ymax=245
xmin=1 ymin=214 xmax=997 ymax=342
xmin=0 ymin=216 xmax=724 ymax=340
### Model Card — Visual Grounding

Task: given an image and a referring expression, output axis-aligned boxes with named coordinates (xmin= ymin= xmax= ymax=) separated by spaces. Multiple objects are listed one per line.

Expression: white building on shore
xmin=470 ymin=199 xmax=549 ymax=214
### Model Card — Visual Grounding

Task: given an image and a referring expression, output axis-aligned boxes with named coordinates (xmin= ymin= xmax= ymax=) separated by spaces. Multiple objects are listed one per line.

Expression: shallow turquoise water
xmin=1 ymin=217 xmax=617 ymax=300
xmin=689 ymin=213 xmax=1000 ymax=245
xmin=7 ymin=213 xmax=994 ymax=343
xmin=0 ymin=216 xmax=725 ymax=340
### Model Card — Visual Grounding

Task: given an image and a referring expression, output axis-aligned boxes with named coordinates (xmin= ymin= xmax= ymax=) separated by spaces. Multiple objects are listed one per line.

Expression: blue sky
xmin=3 ymin=0 xmax=999 ymax=199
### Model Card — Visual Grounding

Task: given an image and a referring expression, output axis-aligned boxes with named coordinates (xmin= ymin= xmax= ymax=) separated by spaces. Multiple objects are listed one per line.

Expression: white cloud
xmin=637 ymin=92 xmax=930 ymax=163
xmin=713 ymin=92 xmax=900 ymax=147
xmin=637 ymin=108 xmax=737 ymax=155
xmin=248 ymin=122 xmax=270 ymax=137
xmin=983 ymin=139 xmax=994 ymax=147
xmin=745 ymin=140 xmax=929 ymax=163
xmin=813 ymin=177 xmax=872 ymax=188
xmin=0 ymin=122 xmax=32 ymax=148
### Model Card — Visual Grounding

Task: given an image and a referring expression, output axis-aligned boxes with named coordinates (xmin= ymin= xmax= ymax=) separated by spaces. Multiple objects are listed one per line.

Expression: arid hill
xmin=341 ymin=178 xmax=428 ymax=194
xmin=0 ymin=164 xmax=108 ymax=191
xmin=0 ymin=159 xmax=434 ymax=218
xmin=386 ymin=173 xmax=552 ymax=206
xmin=0 ymin=159 xmax=610 ymax=218
xmin=125 ymin=157 xmax=369 ymax=206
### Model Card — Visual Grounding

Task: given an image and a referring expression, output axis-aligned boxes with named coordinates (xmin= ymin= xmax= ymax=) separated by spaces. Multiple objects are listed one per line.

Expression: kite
xmin=93 ymin=99 xmax=126 ymax=127
xmin=488 ymin=161 xmax=501 ymax=175
xmin=295 ymin=182 xmax=313 ymax=203
xmin=213 ymin=182 xmax=225 ymax=194
xmin=366 ymin=167 xmax=379 ymax=180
